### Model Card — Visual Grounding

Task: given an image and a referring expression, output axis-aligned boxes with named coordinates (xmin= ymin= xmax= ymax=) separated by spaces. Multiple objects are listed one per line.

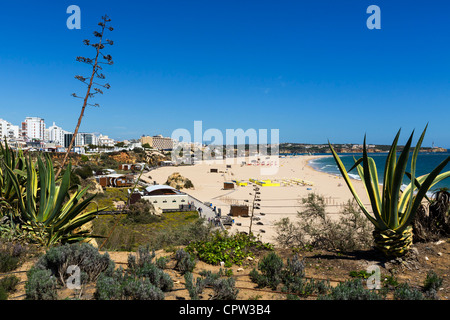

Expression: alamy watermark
xmin=67 ymin=5 xmax=81 ymax=29
xmin=367 ymin=5 xmax=381 ymax=30
xmin=366 ymin=265 xmax=381 ymax=289
xmin=171 ymin=121 xmax=280 ymax=175
xmin=66 ymin=265 xmax=81 ymax=290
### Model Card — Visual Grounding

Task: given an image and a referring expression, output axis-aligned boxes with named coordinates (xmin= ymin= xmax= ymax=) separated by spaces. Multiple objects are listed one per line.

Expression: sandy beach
xmin=142 ymin=155 xmax=371 ymax=244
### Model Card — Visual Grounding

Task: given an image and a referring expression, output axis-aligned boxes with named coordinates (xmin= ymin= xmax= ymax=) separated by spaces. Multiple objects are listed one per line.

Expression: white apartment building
xmin=48 ymin=122 xmax=67 ymax=145
xmin=22 ymin=117 xmax=45 ymax=141
xmin=98 ymin=134 xmax=115 ymax=147
xmin=0 ymin=119 xmax=20 ymax=140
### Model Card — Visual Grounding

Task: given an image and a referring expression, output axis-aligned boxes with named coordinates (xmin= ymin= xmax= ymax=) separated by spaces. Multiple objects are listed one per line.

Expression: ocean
xmin=307 ymin=152 xmax=450 ymax=192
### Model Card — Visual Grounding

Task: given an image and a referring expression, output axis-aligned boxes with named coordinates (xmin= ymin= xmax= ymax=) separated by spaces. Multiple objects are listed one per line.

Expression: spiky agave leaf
xmin=5 ymin=153 xmax=105 ymax=246
xmin=328 ymin=125 xmax=450 ymax=256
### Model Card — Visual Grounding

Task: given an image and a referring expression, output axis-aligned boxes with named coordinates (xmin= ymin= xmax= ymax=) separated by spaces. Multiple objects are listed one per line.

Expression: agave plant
xmin=0 ymin=139 xmax=27 ymax=216
xmin=328 ymin=125 xmax=450 ymax=257
xmin=5 ymin=153 xmax=104 ymax=247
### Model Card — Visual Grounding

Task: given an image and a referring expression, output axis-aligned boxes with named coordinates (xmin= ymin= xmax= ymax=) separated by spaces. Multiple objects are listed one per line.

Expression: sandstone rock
xmin=165 ymin=172 xmax=194 ymax=190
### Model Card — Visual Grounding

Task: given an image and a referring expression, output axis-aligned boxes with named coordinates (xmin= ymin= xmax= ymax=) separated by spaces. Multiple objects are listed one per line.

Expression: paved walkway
xmin=182 ymin=193 xmax=224 ymax=229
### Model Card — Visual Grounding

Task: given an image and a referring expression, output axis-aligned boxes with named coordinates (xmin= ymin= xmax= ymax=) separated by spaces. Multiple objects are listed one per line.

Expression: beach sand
xmin=142 ymin=155 xmax=371 ymax=244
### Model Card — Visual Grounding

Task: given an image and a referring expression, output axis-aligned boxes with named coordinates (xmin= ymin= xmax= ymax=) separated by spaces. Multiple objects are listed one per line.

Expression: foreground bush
xmin=95 ymin=246 xmax=173 ymax=300
xmin=186 ymin=231 xmax=273 ymax=267
xmin=184 ymin=269 xmax=239 ymax=300
xmin=95 ymin=268 xmax=165 ymax=300
xmin=25 ymin=243 xmax=114 ymax=300
xmin=275 ymin=196 xmax=373 ymax=252
xmin=174 ymin=249 xmax=197 ymax=274
xmin=250 ymin=252 xmax=330 ymax=297
xmin=0 ymin=275 xmax=20 ymax=300
xmin=319 ymin=278 xmax=384 ymax=300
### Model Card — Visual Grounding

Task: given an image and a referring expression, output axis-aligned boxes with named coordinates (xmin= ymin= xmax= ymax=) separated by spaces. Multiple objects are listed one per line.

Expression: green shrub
xmin=184 ymin=272 xmax=205 ymax=300
xmin=198 ymin=269 xmax=222 ymax=284
xmin=318 ymin=278 xmax=384 ymax=300
xmin=0 ymin=275 xmax=20 ymax=300
xmin=275 ymin=197 xmax=373 ymax=252
xmin=0 ymin=287 xmax=7 ymax=300
xmin=96 ymin=246 xmax=172 ymax=300
xmin=423 ymin=271 xmax=443 ymax=300
xmin=73 ymin=165 xmax=93 ymax=179
xmin=175 ymin=249 xmax=196 ymax=274
xmin=249 ymin=252 xmax=330 ymax=298
xmin=33 ymin=243 xmax=115 ymax=285
xmin=25 ymin=243 xmax=115 ymax=300
xmin=250 ymin=252 xmax=284 ymax=290
xmin=0 ymin=242 xmax=27 ymax=272
xmin=283 ymin=277 xmax=330 ymax=297
xmin=25 ymin=268 xmax=58 ymax=300
xmin=95 ymin=267 xmax=165 ymax=300
xmin=122 ymin=278 xmax=165 ymax=300
xmin=151 ymin=217 xmax=211 ymax=249
xmin=125 ymin=199 xmax=159 ymax=224
xmin=349 ymin=270 xmax=375 ymax=279
xmin=155 ymin=256 xmax=169 ymax=269
xmin=186 ymin=231 xmax=273 ymax=267
xmin=127 ymin=246 xmax=173 ymax=292
xmin=184 ymin=269 xmax=238 ymax=300
xmin=211 ymin=277 xmax=239 ymax=300
xmin=0 ymin=252 xmax=20 ymax=273
xmin=393 ymin=283 xmax=424 ymax=300
xmin=423 ymin=270 xmax=443 ymax=292
xmin=94 ymin=269 xmax=123 ymax=300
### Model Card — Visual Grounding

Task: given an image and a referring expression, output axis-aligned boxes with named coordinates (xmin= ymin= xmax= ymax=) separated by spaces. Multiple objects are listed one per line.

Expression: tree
xmin=56 ymin=15 xmax=114 ymax=178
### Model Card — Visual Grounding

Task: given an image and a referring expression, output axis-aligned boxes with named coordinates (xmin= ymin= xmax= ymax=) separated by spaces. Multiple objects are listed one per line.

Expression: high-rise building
xmin=79 ymin=132 xmax=98 ymax=146
xmin=22 ymin=117 xmax=45 ymax=141
xmin=64 ymin=133 xmax=74 ymax=148
xmin=48 ymin=122 xmax=67 ymax=145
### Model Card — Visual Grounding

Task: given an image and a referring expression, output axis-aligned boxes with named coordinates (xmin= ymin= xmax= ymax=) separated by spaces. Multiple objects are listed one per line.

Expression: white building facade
xmin=48 ymin=122 xmax=67 ymax=145
xmin=22 ymin=117 xmax=45 ymax=141
xmin=0 ymin=119 xmax=20 ymax=141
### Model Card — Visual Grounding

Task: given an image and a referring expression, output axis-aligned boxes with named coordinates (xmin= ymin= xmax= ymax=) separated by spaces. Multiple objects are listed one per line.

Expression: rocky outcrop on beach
xmin=165 ymin=172 xmax=194 ymax=190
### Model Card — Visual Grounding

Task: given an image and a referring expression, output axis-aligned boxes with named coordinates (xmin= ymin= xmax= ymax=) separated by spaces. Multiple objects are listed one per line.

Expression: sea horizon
xmin=307 ymin=151 xmax=450 ymax=192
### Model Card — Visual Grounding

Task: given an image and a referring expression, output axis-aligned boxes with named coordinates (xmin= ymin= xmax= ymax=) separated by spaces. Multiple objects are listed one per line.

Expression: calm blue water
xmin=307 ymin=152 xmax=450 ymax=192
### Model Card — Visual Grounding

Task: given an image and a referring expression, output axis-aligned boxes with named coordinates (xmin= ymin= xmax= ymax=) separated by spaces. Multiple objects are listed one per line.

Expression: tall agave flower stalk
xmin=328 ymin=125 xmax=450 ymax=257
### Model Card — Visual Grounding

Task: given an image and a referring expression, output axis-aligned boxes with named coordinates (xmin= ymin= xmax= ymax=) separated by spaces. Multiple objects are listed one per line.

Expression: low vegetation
xmin=95 ymin=246 xmax=173 ymax=300
xmin=92 ymin=210 xmax=206 ymax=251
xmin=1 ymin=138 xmax=448 ymax=301
xmin=274 ymin=194 xmax=373 ymax=252
xmin=185 ymin=231 xmax=273 ymax=267
xmin=249 ymin=252 xmax=330 ymax=297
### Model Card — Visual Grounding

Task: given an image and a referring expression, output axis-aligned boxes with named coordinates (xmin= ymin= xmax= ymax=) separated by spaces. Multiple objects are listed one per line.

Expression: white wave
xmin=348 ymin=173 xmax=361 ymax=181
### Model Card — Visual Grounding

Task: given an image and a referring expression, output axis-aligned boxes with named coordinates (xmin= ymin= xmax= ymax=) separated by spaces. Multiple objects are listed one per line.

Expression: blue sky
xmin=1 ymin=0 xmax=449 ymax=147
